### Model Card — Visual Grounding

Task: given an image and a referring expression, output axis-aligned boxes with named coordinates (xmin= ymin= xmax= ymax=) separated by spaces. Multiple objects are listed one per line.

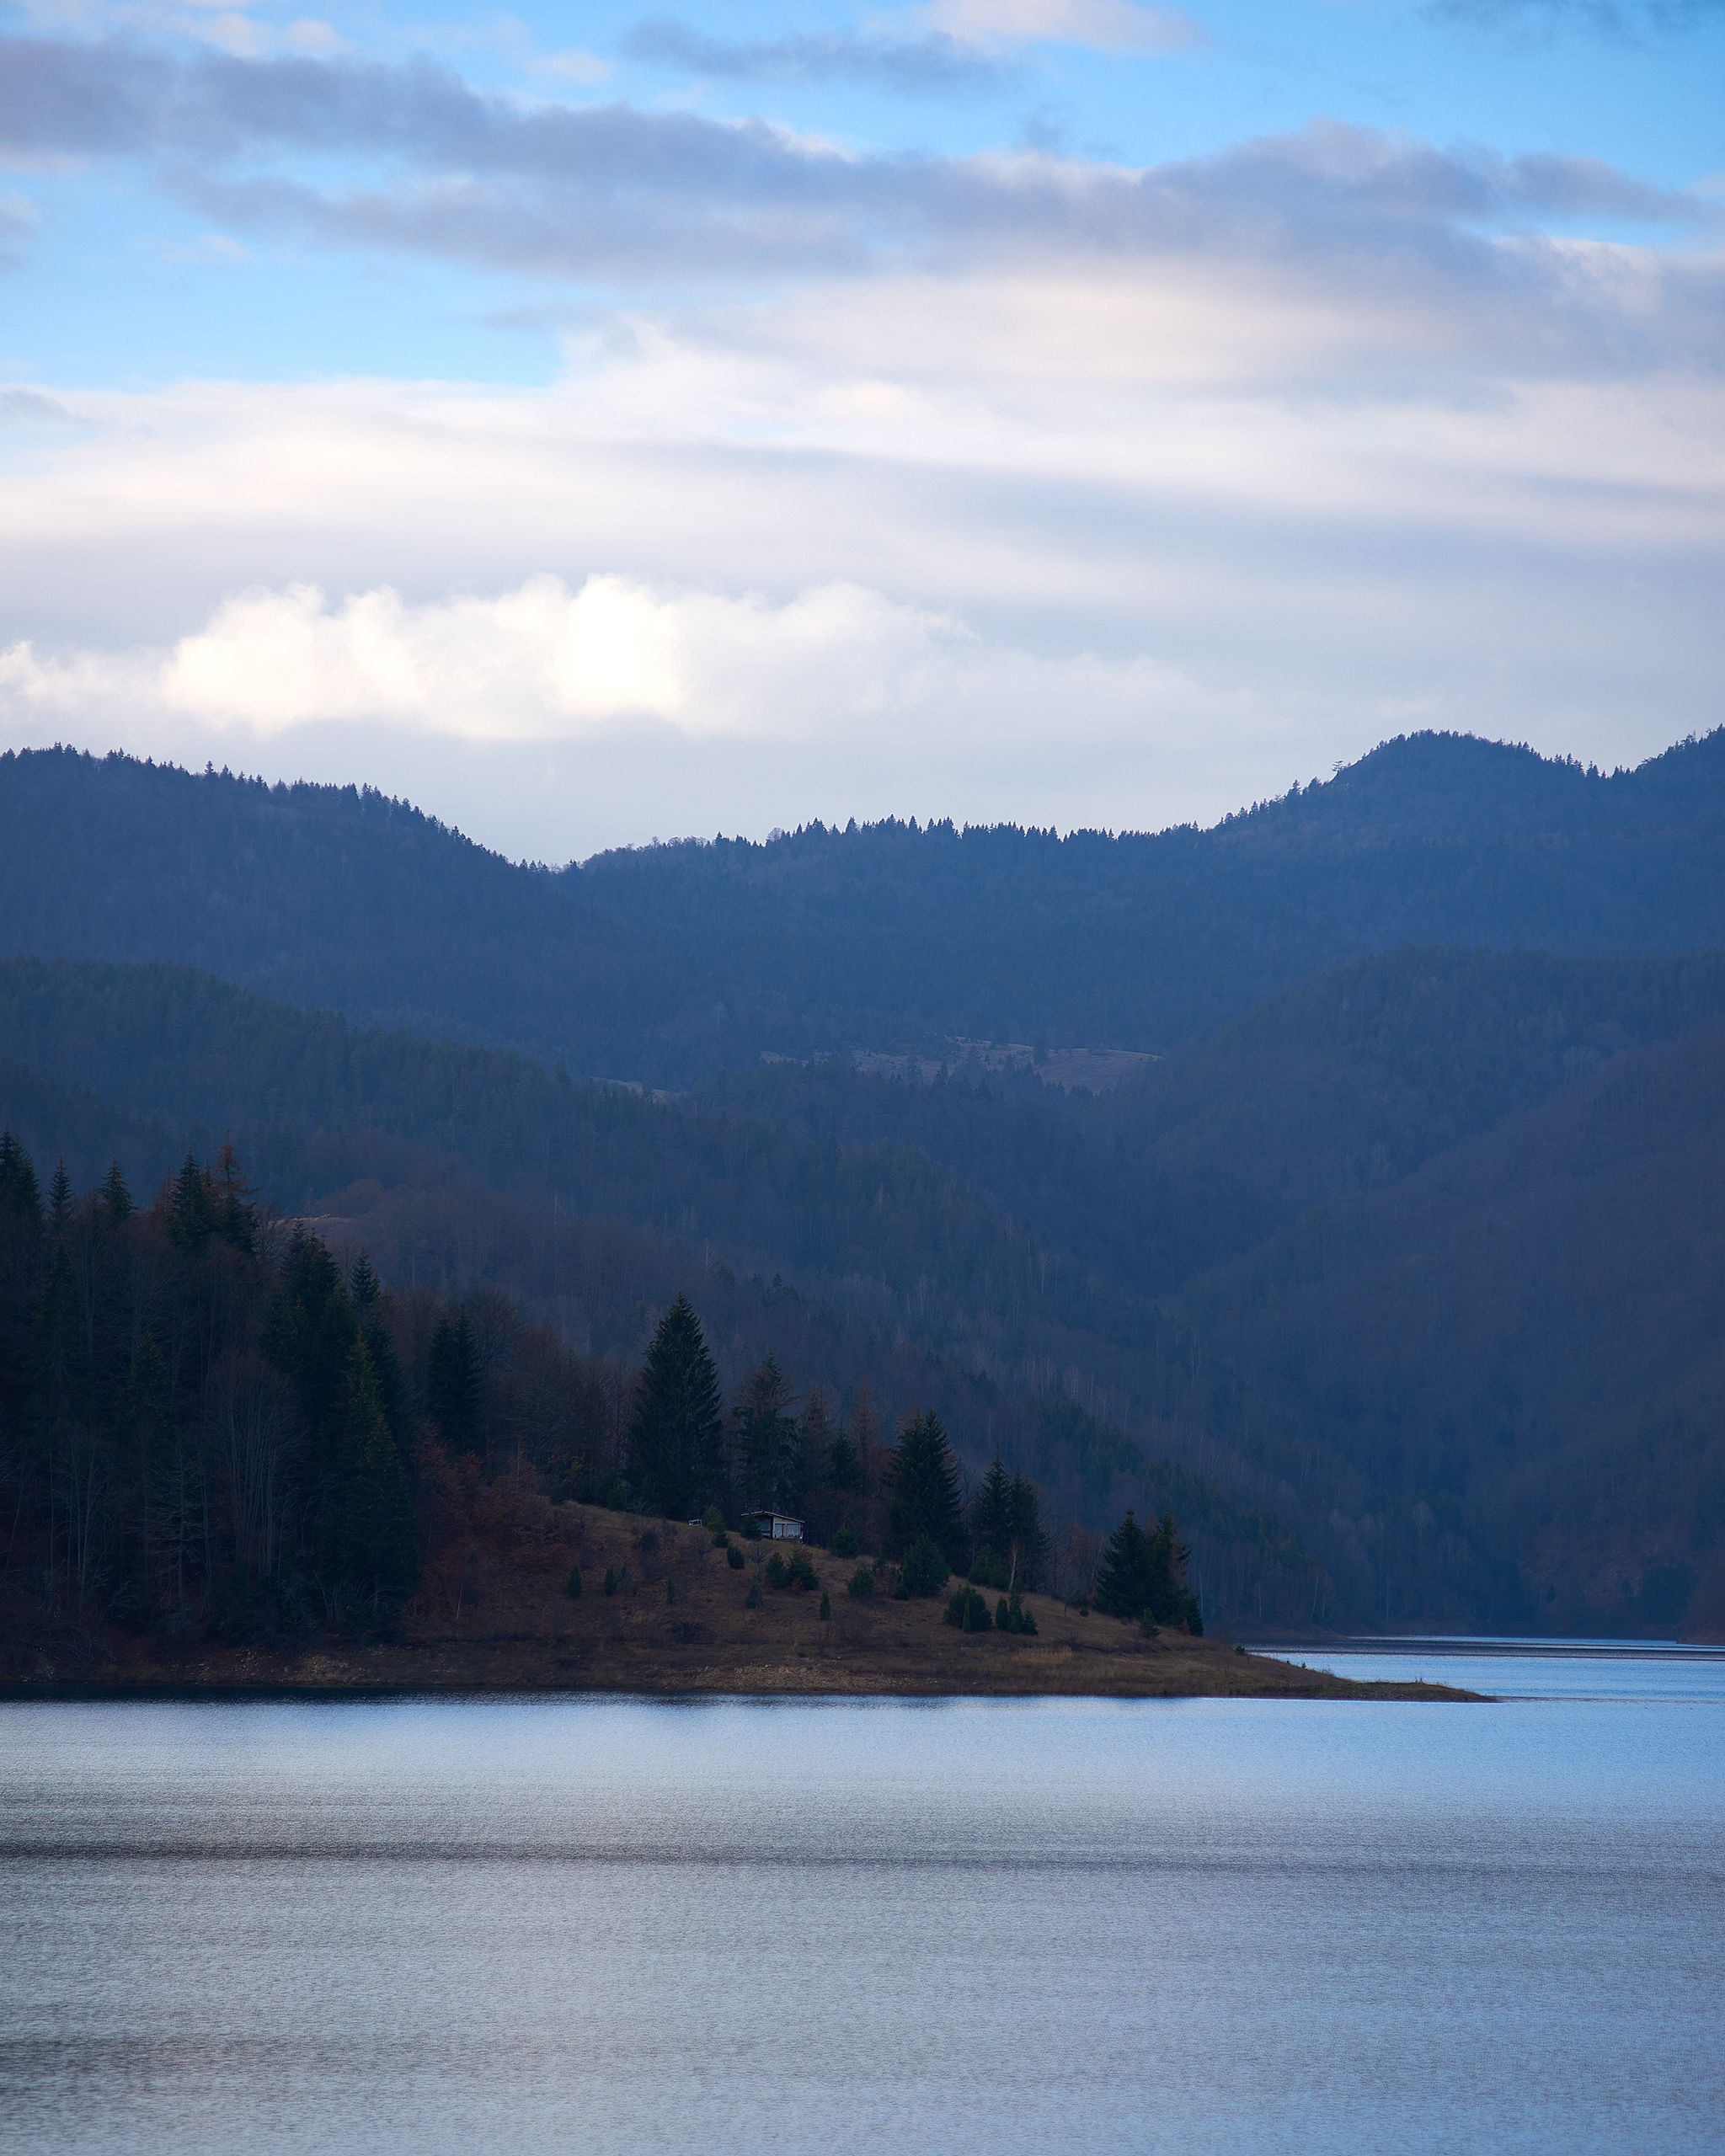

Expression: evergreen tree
xmin=0 ymin=1129 xmax=43 ymax=1223
xmin=825 ymin=1421 xmax=862 ymax=1496
xmin=334 ymin=1337 xmax=419 ymax=1618
xmin=625 ymin=1294 xmax=724 ymax=1519
xmin=48 ymin=1160 xmax=72 ymax=1234
xmin=800 ymin=1385 xmax=836 ymax=1497
xmin=425 ymin=1313 xmax=483 ymax=1454
xmin=887 ymin=1412 xmax=964 ymax=1566
xmin=1094 ymin=1511 xmax=1154 ymax=1621
xmin=972 ymin=1455 xmax=1014 ymax=1564
xmin=166 ymin=1152 xmax=215 ymax=1255
xmin=349 ymin=1316 xmax=401 ymax=1453
xmin=732 ymin=1355 xmax=802 ymax=1512
xmin=1007 ymin=1472 xmax=1051 ymax=1592
xmin=348 ymin=1253 xmax=382 ymax=1312
xmin=1093 ymin=1510 xmax=1192 ymax=1625
xmin=261 ymin=1232 xmax=359 ymax=1491
xmin=99 ymin=1161 xmax=133 ymax=1223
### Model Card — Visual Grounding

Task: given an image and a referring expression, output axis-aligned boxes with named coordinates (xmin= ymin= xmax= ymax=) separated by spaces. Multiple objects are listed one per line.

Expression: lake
xmin=3 ymin=1646 xmax=1722 ymax=2154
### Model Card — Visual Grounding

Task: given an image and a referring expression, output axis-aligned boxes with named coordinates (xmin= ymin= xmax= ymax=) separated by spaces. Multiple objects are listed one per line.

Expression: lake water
xmin=3 ymin=1647 xmax=1722 ymax=2154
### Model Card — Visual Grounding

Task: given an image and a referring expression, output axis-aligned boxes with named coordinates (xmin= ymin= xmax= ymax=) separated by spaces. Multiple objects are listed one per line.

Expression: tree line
xmin=1 ymin=1138 xmax=1199 ymax=1657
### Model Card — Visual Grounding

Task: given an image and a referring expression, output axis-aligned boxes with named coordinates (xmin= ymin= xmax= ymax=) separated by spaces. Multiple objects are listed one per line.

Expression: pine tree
xmin=825 ymin=1418 xmax=862 ymax=1496
xmin=731 ymin=1355 xmax=798 ymax=1512
xmin=0 ymin=1130 xmax=43 ymax=1223
xmin=48 ymin=1161 xmax=72 ymax=1234
xmin=625 ymin=1294 xmax=724 ymax=1519
xmin=800 ymin=1385 xmax=836 ymax=1500
xmin=333 ymin=1337 xmax=419 ymax=1619
xmin=166 ymin=1152 xmax=215 ymax=1254
xmin=348 ymin=1253 xmax=382 ymax=1312
xmin=425 ymin=1313 xmax=483 ymax=1454
xmin=261 ymin=1232 xmax=359 ymax=1493
xmin=1007 ymin=1472 xmax=1051 ymax=1592
xmin=972 ymin=1455 xmax=1014 ymax=1565
xmin=887 ymin=1412 xmax=964 ymax=1566
xmin=1094 ymin=1511 xmax=1153 ymax=1620
xmin=99 ymin=1161 xmax=133 ymax=1223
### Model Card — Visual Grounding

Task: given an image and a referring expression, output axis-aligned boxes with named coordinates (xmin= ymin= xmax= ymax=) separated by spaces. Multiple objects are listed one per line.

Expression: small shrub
xmin=1140 ymin=1611 xmax=1159 ymax=1639
xmin=1235 ymin=1644 xmax=1246 ymax=1657
xmin=726 ymin=1544 xmax=745 ymax=1570
xmin=564 ymin=1565 xmax=583 ymax=1600
xmin=599 ymin=1472 xmax=628 ymax=1510
xmin=765 ymin=1550 xmax=788 ymax=1589
xmin=970 ymin=1547 xmax=1010 ymax=1590
xmin=712 ymin=1529 xmax=731 ymax=1549
xmin=819 ymin=1590 xmax=831 ymax=1620
xmin=637 ymin=1529 xmax=659 ymax=1556
xmin=899 ymin=1534 xmax=949 ymax=1598
xmin=741 ymin=1516 xmax=761 ymax=1540
xmin=846 ymin=1564 xmax=875 ymax=1600
xmin=998 ymin=1592 xmax=1037 ymax=1636
xmin=944 ymin=1586 xmax=991 ymax=1632
xmin=744 ymin=1581 xmax=763 ymax=1610
xmin=830 ymin=1525 xmax=858 ymax=1559
xmin=786 ymin=1549 xmax=818 ymax=1592
xmin=602 ymin=1565 xmax=620 ymax=1596
xmin=702 ymin=1506 xmax=726 ymax=1534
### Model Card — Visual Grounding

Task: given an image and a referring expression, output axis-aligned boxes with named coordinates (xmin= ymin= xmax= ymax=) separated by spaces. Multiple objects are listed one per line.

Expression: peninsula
xmin=6 ymin=1500 xmax=1477 ymax=1701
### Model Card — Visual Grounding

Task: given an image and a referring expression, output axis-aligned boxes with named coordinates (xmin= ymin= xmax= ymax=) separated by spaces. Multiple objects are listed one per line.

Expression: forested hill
xmin=6 ymin=729 xmax=1725 ymax=1083
xmin=3 ymin=945 xmax=1724 ymax=1636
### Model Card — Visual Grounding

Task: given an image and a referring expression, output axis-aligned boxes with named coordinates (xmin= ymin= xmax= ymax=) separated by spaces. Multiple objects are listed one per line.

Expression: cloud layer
xmin=1 ymin=21 xmax=1718 ymax=855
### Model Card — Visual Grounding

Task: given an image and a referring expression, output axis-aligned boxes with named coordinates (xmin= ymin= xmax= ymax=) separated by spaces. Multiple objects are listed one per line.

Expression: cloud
xmin=0 ymin=37 xmax=1718 ymax=854
xmin=2 ymin=39 xmax=1705 ymax=302
xmin=0 ymin=570 xmax=1233 ymax=760
xmin=920 ymin=0 xmax=1204 ymax=52
xmin=620 ymin=18 xmax=1010 ymax=93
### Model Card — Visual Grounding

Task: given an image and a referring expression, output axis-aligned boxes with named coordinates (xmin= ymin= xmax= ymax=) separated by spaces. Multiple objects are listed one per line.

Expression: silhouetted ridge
xmin=5 ymin=728 xmax=1725 ymax=1081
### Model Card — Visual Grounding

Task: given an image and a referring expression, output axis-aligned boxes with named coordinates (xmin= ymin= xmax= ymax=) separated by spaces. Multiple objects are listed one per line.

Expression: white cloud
xmin=0 ymin=571 xmax=1226 ymax=748
xmin=0 ymin=156 xmax=1717 ymax=852
xmin=917 ymin=0 xmax=1203 ymax=51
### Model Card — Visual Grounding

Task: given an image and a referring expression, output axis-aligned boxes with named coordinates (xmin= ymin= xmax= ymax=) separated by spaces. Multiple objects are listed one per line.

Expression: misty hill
xmin=8 ymin=728 xmax=1725 ymax=1082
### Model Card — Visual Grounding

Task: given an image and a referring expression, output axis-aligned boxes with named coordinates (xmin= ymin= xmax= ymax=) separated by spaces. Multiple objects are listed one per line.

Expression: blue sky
xmin=1 ymin=0 xmax=1720 ymax=858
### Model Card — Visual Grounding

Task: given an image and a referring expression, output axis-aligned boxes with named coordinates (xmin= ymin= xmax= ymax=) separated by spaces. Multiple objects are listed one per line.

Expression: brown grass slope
xmin=10 ymin=1494 xmax=1476 ymax=1700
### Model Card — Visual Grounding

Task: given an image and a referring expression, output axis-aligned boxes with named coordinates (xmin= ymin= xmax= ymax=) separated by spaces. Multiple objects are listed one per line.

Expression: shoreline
xmin=1 ymin=1502 xmax=1488 ymax=1704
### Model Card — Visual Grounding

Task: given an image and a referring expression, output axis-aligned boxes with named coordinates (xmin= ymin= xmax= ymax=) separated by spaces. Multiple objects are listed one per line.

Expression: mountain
xmin=7 ymin=728 xmax=1725 ymax=1082
xmin=4 ymin=936 xmax=1725 ymax=1635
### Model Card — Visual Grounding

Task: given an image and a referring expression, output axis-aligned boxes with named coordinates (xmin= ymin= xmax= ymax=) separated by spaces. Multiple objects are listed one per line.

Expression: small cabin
xmin=750 ymin=1509 xmax=804 ymax=1542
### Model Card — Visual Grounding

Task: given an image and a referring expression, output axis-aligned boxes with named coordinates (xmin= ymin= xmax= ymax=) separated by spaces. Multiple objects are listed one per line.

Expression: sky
xmin=0 ymin=0 xmax=1720 ymax=862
